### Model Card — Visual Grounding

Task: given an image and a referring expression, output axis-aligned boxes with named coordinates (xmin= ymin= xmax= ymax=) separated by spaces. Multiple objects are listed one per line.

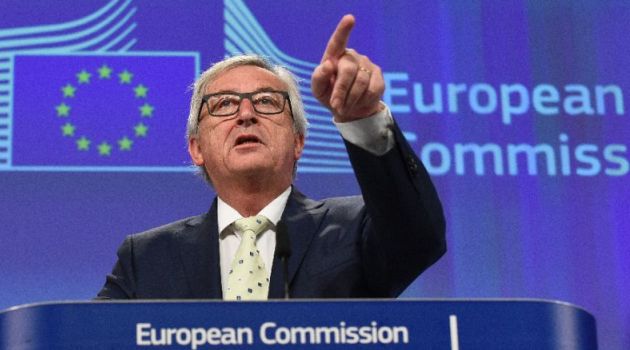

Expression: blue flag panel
xmin=10 ymin=52 xmax=198 ymax=169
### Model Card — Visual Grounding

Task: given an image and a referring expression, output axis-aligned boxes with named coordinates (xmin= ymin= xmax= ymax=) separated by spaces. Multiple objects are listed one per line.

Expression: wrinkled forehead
xmin=204 ymin=65 xmax=288 ymax=94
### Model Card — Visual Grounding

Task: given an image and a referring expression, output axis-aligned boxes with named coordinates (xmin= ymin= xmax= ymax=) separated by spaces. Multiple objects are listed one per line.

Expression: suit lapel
xmin=176 ymin=200 xmax=222 ymax=299
xmin=268 ymin=189 xmax=327 ymax=298
xmin=173 ymin=191 xmax=326 ymax=300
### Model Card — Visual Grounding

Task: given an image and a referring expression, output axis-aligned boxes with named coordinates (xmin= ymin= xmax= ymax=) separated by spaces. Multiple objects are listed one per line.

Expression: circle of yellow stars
xmin=55 ymin=64 xmax=154 ymax=156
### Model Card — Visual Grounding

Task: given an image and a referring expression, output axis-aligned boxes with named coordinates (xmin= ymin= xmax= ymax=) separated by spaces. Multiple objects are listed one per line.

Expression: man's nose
xmin=236 ymin=98 xmax=258 ymax=126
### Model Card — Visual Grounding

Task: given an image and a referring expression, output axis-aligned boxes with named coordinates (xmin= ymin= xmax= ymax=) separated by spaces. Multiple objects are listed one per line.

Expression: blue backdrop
xmin=1 ymin=1 xmax=628 ymax=349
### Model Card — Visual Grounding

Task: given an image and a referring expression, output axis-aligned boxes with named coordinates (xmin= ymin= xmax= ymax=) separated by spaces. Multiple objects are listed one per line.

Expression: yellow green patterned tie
xmin=224 ymin=215 xmax=270 ymax=300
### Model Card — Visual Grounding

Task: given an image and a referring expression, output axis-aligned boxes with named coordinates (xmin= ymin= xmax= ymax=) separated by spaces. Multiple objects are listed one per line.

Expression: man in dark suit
xmin=97 ymin=15 xmax=445 ymax=300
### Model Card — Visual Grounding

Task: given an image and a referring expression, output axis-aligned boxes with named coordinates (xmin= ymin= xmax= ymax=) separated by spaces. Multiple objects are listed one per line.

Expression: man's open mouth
xmin=234 ymin=135 xmax=263 ymax=146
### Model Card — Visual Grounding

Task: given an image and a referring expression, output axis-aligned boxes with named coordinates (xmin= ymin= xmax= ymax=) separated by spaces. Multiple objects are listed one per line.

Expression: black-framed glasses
xmin=198 ymin=90 xmax=292 ymax=120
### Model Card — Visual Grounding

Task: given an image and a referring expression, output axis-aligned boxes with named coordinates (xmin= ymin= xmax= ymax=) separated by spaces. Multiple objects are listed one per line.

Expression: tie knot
xmin=233 ymin=215 xmax=270 ymax=237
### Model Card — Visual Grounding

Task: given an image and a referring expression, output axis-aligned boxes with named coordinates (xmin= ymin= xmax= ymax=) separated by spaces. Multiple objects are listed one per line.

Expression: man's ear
xmin=294 ymin=133 xmax=305 ymax=160
xmin=188 ymin=136 xmax=205 ymax=166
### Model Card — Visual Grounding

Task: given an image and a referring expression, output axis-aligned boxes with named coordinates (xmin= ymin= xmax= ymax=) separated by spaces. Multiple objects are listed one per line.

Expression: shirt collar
xmin=217 ymin=186 xmax=292 ymax=236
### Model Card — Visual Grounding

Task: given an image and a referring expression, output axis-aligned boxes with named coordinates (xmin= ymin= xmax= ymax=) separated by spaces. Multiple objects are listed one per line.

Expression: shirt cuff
xmin=333 ymin=103 xmax=395 ymax=156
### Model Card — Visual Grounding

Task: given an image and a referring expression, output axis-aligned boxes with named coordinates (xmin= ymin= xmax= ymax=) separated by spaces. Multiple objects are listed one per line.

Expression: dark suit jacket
xmin=97 ymin=123 xmax=446 ymax=299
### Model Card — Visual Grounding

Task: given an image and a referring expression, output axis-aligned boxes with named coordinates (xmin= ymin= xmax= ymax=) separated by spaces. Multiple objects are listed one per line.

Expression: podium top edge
xmin=1 ymin=298 xmax=593 ymax=315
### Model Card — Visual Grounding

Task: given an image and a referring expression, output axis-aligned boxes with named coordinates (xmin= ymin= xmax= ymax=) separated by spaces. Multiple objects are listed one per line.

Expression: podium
xmin=1 ymin=299 xmax=596 ymax=349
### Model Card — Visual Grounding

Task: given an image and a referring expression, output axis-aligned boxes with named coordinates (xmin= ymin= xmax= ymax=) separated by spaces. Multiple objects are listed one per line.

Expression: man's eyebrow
xmin=207 ymin=89 xmax=239 ymax=95
xmin=256 ymin=87 xmax=280 ymax=92
xmin=207 ymin=87 xmax=282 ymax=95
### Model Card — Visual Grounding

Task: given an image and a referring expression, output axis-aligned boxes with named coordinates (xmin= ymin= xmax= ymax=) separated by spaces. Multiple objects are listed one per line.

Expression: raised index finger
xmin=322 ymin=14 xmax=355 ymax=62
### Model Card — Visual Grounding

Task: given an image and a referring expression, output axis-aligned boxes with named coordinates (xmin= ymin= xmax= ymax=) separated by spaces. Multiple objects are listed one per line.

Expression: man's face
xmin=188 ymin=65 xmax=304 ymax=188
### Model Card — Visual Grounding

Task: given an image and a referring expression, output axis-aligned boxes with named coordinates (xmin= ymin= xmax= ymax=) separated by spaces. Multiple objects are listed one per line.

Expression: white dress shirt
xmin=218 ymin=187 xmax=291 ymax=296
xmin=217 ymin=106 xmax=395 ymax=295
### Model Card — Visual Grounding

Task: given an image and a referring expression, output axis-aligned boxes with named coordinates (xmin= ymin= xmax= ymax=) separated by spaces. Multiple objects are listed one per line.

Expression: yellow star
xmin=98 ymin=64 xmax=113 ymax=79
xmin=77 ymin=69 xmax=91 ymax=84
xmin=134 ymin=84 xmax=148 ymax=98
xmin=56 ymin=103 xmax=71 ymax=117
xmin=134 ymin=122 xmax=148 ymax=137
xmin=118 ymin=136 xmax=133 ymax=151
xmin=139 ymin=103 xmax=154 ymax=117
xmin=98 ymin=142 xmax=112 ymax=156
xmin=76 ymin=136 xmax=90 ymax=151
xmin=61 ymin=122 xmax=76 ymax=136
xmin=61 ymin=84 xmax=76 ymax=97
xmin=119 ymin=70 xmax=133 ymax=84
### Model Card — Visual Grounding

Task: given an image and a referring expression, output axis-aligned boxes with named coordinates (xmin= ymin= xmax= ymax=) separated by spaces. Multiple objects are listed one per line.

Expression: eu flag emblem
xmin=9 ymin=52 xmax=198 ymax=170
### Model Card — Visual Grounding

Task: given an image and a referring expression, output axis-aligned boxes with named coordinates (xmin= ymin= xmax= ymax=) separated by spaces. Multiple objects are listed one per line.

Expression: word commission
xmin=136 ymin=321 xmax=409 ymax=348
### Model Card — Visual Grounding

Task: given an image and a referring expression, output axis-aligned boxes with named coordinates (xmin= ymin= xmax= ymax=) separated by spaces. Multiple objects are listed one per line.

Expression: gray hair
xmin=186 ymin=54 xmax=308 ymax=184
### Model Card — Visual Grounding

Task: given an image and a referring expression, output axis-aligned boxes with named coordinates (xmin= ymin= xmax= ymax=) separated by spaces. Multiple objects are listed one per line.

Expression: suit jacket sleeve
xmin=344 ymin=120 xmax=446 ymax=297
xmin=96 ymin=236 xmax=136 ymax=299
